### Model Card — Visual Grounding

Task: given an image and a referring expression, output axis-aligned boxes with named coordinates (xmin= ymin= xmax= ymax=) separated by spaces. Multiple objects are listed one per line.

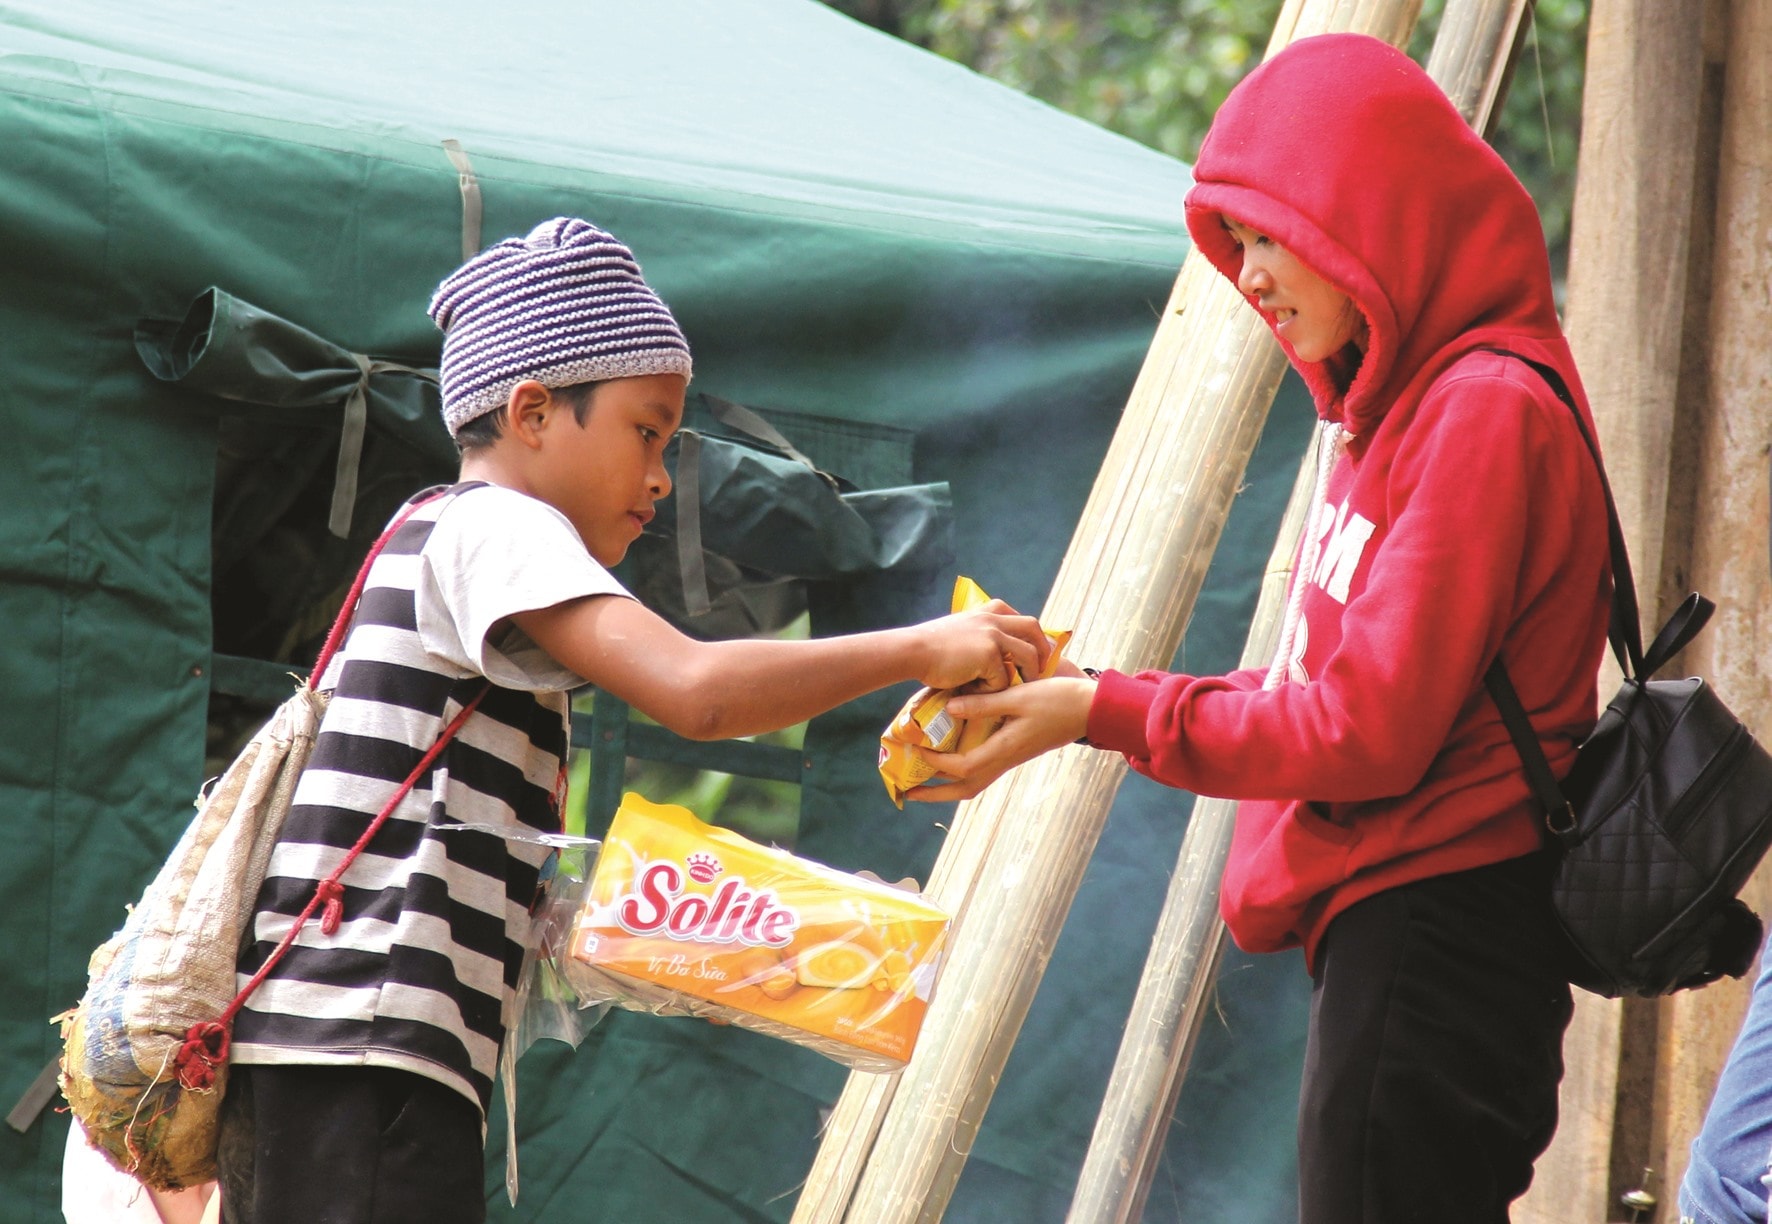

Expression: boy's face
xmin=528 ymin=373 xmax=687 ymax=567
xmin=1222 ymin=216 xmax=1367 ymax=363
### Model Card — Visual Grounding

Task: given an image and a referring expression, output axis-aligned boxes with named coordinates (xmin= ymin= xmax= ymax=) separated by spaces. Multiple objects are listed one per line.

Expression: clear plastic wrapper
xmin=558 ymin=793 xmax=950 ymax=1072
xmin=513 ymin=841 xmax=611 ymax=1058
xmin=446 ymin=825 xmax=611 ymax=1056
xmin=444 ymin=824 xmax=609 ymax=1205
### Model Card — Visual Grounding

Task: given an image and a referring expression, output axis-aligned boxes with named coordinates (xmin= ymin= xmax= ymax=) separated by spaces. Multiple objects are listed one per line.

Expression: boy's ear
xmin=506 ymin=380 xmax=555 ymax=450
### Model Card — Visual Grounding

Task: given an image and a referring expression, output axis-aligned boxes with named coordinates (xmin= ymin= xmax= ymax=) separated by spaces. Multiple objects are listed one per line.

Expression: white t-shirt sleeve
xmin=416 ymin=486 xmax=633 ymax=691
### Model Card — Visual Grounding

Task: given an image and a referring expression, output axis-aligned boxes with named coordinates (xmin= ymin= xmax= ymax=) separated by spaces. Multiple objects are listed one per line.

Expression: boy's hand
xmin=914 ymin=599 xmax=1050 ymax=692
xmin=906 ymin=675 xmax=1098 ymax=803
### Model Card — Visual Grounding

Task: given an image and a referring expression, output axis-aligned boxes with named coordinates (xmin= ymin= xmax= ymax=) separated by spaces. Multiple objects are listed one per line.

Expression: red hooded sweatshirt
xmin=1085 ymin=34 xmax=1612 ymax=969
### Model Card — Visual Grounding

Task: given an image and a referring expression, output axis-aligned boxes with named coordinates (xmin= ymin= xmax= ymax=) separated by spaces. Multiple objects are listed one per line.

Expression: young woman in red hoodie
xmin=914 ymin=33 xmax=1612 ymax=1223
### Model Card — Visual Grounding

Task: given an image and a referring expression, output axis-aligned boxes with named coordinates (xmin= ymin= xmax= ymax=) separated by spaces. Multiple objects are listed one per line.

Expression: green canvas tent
xmin=0 ymin=1 xmax=1317 ymax=1218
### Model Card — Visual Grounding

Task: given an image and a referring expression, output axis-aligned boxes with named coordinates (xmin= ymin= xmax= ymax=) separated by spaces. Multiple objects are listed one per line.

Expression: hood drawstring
xmin=1264 ymin=421 xmax=1349 ymax=691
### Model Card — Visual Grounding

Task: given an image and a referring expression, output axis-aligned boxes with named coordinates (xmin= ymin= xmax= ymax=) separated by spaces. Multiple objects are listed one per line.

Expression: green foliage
xmin=826 ymin=0 xmax=1588 ymax=279
xmin=892 ymin=0 xmax=1276 ymax=164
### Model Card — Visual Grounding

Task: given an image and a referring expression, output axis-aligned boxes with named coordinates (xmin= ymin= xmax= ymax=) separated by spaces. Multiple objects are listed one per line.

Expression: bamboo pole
xmin=791 ymin=6 xmax=1425 ymax=1222
xmin=1060 ymin=10 xmax=1534 ymax=1219
xmin=1422 ymin=0 xmax=1533 ymax=136
xmin=793 ymin=252 xmax=1283 ymax=1224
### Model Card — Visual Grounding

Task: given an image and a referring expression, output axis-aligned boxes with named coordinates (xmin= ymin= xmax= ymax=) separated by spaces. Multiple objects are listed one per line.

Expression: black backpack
xmin=1482 ymin=351 xmax=1772 ymax=997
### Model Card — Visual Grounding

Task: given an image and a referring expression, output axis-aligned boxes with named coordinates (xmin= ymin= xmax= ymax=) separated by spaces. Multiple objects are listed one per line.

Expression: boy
xmin=213 ymin=217 xmax=1047 ymax=1223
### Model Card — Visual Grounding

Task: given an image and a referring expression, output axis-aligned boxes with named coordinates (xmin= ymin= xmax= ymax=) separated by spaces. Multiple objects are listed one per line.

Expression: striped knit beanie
xmin=428 ymin=217 xmax=693 ymax=435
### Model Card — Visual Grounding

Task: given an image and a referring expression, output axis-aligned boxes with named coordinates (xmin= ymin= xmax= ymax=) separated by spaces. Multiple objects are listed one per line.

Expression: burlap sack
xmin=59 ymin=685 xmax=327 ymax=1190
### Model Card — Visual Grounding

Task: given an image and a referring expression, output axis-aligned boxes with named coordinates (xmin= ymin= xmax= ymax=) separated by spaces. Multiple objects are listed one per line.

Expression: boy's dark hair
xmin=452 ymin=381 xmax=604 ymax=453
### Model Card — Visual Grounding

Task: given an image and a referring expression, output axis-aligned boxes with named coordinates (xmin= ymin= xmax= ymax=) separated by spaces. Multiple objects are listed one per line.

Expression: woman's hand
xmin=907 ymin=674 xmax=1099 ymax=803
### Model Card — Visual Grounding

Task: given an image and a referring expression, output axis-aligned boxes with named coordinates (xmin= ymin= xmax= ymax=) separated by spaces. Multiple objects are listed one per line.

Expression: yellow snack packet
xmin=565 ymin=793 xmax=949 ymax=1072
xmin=877 ymin=577 xmax=1069 ymax=807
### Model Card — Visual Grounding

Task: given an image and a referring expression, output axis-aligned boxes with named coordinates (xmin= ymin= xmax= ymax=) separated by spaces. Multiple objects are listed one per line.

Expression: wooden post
xmin=1061 ymin=8 xmax=1535 ymax=1220
xmin=790 ymin=5 xmax=1425 ymax=1222
xmin=1515 ymin=2 xmax=1720 ymax=1219
xmin=1642 ymin=0 xmax=1772 ymax=1209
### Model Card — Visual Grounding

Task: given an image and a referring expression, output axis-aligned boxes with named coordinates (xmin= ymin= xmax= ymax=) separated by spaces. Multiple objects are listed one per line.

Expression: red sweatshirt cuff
xmin=1086 ymin=670 xmax=1162 ymax=758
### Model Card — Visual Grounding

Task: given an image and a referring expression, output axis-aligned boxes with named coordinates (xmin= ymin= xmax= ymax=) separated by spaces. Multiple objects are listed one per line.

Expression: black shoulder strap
xmin=1478 ymin=350 xmax=1643 ymax=677
xmin=1474 ymin=349 xmax=1631 ymax=843
xmin=1478 ymin=350 xmax=1723 ymax=843
xmin=1483 ymin=649 xmax=1578 ymax=841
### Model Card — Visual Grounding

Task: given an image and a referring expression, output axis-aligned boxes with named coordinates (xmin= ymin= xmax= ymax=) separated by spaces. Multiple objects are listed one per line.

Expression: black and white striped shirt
xmin=231 ymin=484 xmax=629 ymax=1113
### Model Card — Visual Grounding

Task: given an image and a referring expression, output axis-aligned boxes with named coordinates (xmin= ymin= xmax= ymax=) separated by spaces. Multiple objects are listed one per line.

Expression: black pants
xmin=1299 ymin=852 xmax=1574 ymax=1224
xmin=216 ymin=1064 xmax=485 ymax=1224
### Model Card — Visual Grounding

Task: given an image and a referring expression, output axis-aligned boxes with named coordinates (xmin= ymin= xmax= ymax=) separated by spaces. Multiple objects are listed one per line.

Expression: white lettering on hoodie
xmin=1312 ymin=497 xmax=1376 ymax=604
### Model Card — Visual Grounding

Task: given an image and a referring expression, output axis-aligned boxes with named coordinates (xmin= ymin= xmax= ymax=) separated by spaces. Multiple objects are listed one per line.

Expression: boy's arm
xmin=512 ymin=594 xmax=1049 ymax=742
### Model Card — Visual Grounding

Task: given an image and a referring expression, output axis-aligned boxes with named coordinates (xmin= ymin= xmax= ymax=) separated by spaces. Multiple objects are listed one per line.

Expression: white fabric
xmin=419 ymin=485 xmax=631 ymax=688
xmin=61 ymin=1123 xmax=215 ymax=1224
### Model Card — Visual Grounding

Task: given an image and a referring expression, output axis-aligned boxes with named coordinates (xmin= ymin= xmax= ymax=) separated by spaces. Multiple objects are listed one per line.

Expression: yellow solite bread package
xmin=565 ymin=792 xmax=949 ymax=1072
xmin=878 ymin=576 xmax=1070 ymax=806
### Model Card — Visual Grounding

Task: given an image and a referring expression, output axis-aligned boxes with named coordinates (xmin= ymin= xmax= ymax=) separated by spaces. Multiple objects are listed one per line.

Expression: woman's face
xmin=1222 ymin=217 xmax=1367 ymax=363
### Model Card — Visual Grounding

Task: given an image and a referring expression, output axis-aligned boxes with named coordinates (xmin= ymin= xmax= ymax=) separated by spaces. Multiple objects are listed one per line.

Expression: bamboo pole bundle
xmin=1062 ymin=444 xmax=1315 ymax=1224
xmin=792 ymin=252 xmax=1278 ymax=1224
xmin=1062 ymin=7 xmax=1534 ymax=1219
xmin=795 ymin=243 xmax=1290 ymax=1224
xmin=791 ymin=5 xmax=1430 ymax=1222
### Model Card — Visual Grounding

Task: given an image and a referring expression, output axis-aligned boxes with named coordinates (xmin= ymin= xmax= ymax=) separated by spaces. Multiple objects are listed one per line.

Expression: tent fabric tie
xmin=674 ymin=430 xmax=711 ymax=615
xmin=328 ymin=352 xmax=372 ymax=537
xmin=441 ymin=139 xmax=484 ymax=262
xmin=5 ymin=1056 xmax=62 ymax=1133
xmin=670 ymin=397 xmax=851 ymax=618
xmin=320 ymin=138 xmax=482 ymax=539
xmin=703 ymin=394 xmax=836 ymax=490
xmin=327 ymin=354 xmax=437 ymax=538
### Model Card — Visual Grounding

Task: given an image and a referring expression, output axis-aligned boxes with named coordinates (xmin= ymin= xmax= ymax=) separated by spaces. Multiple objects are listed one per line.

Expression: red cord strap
xmin=254 ymin=687 xmax=482 ymax=1002
xmin=316 ymin=879 xmax=348 ymax=936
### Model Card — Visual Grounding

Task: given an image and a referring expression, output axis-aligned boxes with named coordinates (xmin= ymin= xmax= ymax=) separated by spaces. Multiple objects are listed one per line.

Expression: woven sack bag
xmin=58 ymin=685 xmax=327 ymax=1189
